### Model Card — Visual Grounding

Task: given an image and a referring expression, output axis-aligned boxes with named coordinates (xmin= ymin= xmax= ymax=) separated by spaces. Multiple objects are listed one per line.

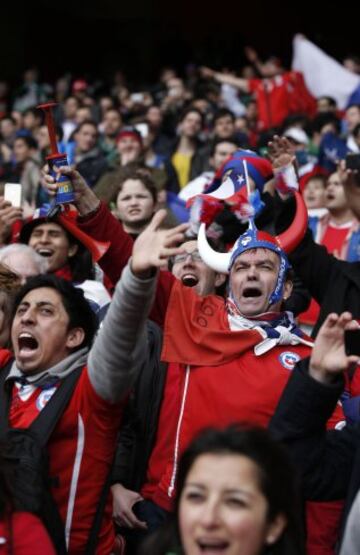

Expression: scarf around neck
xmin=6 ymin=347 xmax=88 ymax=388
xmin=226 ymin=298 xmax=313 ymax=355
xmin=161 ymin=280 xmax=313 ymax=366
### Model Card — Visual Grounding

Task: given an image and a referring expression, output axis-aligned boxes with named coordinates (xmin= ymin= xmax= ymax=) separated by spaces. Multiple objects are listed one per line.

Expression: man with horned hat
xmin=111 ymin=185 xmax=344 ymax=553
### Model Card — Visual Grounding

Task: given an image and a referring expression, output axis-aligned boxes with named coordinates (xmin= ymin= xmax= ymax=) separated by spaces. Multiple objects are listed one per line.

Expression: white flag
xmin=292 ymin=35 xmax=360 ymax=109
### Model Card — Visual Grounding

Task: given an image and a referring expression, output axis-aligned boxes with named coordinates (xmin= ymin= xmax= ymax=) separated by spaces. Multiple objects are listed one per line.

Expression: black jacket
xmin=276 ymin=196 xmax=360 ymax=336
xmin=270 ymin=359 xmax=360 ymax=542
xmin=112 ymin=321 xmax=167 ymax=492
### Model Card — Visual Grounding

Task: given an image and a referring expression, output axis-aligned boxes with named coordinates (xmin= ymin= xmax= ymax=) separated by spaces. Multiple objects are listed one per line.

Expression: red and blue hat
xmin=206 ymin=149 xmax=273 ymax=194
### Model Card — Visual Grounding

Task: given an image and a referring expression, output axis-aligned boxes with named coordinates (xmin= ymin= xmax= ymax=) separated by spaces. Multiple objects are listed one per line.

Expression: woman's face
xmin=116 ymin=179 xmax=155 ymax=230
xmin=179 ymin=453 xmax=284 ymax=555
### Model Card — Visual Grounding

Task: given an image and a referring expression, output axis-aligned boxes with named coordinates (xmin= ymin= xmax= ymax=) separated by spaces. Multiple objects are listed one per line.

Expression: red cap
xmin=72 ymin=79 xmax=88 ymax=92
xmin=116 ymin=127 xmax=143 ymax=146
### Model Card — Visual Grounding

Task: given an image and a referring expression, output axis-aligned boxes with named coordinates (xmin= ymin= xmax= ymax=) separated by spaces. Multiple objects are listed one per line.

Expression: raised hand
xmin=41 ymin=165 xmax=88 ymax=199
xmin=200 ymin=66 xmax=216 ymax=79
xmin=131 ymin=209 xmax=188 ymax=277
xmin=244 ymin=46 xmax=259 ymax=63
xmin=41 ymin=165 xmax=100 ymax=216
xmin=267 ymin=135 xmax=296 ymax=170
xmin=310 ymin=312 xmax=360 ymax=384
xmin=0 ymin=197 xmax=23 ymax=244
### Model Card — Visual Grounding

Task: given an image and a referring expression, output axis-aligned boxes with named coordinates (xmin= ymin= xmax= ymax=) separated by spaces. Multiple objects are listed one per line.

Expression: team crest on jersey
xmin=240 ymin=236 xmax=252 ymax=246
xmin=16 ymin=383 xmax=36 ymax=402
xmin=278 ymin=351 xmax=301 ymax=371
xmin=36 ymin=387 xmax=57 ymax=412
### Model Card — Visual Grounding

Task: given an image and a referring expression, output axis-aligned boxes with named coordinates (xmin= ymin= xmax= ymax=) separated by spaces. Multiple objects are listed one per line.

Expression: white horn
xmin=197 ymin=223 xmax=231 ymax=274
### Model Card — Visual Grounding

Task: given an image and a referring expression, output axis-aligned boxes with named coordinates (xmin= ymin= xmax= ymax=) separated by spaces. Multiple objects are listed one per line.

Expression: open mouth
xmin=197 ymin=539 xmax=230 ymax=552
xmin=36 ymin=248 xmax=54 ymax=258
xmin=18 ymin=332 xmax=39 ymax=353
xmin=242 ymin=286 xmax=262 ymax=298
xmin=181 ymin=273 xmax=199 ymax=287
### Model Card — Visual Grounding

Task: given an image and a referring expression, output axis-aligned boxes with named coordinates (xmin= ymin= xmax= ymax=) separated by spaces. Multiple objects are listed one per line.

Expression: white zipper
xmin=65 ymin=414 xmax=85 ymax=549
xmin=168 ymin=365 xmax=190 ymax=497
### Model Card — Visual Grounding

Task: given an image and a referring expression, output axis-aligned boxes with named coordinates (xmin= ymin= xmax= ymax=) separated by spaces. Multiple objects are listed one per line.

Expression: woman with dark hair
xmin=0 ymin=444 xmax=56 ymax=554
xmin=142 ymin=425 xmax=305 ymax=555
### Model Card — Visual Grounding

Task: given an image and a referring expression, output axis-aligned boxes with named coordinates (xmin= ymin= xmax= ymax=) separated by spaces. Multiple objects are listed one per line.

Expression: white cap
xmin=284 ymin=127 xmax=309 ymax=145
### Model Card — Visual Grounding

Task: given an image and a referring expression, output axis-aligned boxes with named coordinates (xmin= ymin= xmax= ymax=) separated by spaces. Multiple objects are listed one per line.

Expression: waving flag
xmin=292 ymin=35 xmax=360 ymax=109
xmin=205 ymin=149 xmax=273 ymax=197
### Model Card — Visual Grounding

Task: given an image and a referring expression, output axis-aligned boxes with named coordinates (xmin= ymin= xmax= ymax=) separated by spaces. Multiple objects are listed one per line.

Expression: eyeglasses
xmin=172 ymin=251 xmax=203 ymax=264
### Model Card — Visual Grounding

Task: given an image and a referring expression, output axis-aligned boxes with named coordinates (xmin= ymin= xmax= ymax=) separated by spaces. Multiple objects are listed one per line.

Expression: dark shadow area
xmin=1 ymin=0 xmax=358 ymax=84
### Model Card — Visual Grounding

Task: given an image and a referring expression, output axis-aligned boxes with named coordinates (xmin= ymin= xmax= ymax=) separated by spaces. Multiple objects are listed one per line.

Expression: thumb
xmin=55 ymin=166 xmax=80 ymax=181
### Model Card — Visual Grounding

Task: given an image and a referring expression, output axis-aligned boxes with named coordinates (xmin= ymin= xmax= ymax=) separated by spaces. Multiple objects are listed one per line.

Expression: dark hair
xmin=14 ymin=135 xmax=38 ymax=150
xmin=23 ymin=106 xmax=43 ymax=122
xmin=22 ymin=218 xmax=95 ymax=283
xmin=74 ymin=119 xmax=98 ymax=137
xmin=0 ymin=115 xmax=16 ymax=126
xmin=178 ymin=107 xmax=204 ymax=128
xmin=12 ymin=274 xmax=97 ymax=350
xmin=317 ymin=96 xmax=337 ymax=109
xmin=209 ymin=136 xmax=239 ymax=157
xmin=116 ymin=168 xmax=158 ymax=204
xmin=346 ymin=103 xmax=360 ymax=112
xmin=311 ymin=112 xmax=341 ymax=135
xmin=213 ymin=108 xmax=235 ymax=124
xmin=68 ymin=240 xmax=95 ymax=283
xmin=104 ymin=107 xmax=122 ymax=117
xmin=143 ymin=425 xmax=304 ymax=555
xmin=353 ymin=123 xmax=360 ymax=138
xmin=64 ymin=95 xmax=81 ymax=106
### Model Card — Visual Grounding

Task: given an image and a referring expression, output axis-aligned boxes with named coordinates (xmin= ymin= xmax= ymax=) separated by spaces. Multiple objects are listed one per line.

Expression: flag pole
xmin=243 ymin=160 xmax=251 ymax=200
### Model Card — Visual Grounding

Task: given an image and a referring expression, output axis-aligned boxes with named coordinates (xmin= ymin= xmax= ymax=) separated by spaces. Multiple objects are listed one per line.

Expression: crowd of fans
xmin=0 ymin=43 xmax=360 ymax=555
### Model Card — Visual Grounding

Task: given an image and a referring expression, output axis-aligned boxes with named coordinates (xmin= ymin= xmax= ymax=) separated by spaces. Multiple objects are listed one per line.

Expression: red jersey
xmin=142 ymin=344 xmax=344 ymax=511
xmin=0 ymin=512 xmax=56 ymax=555
xmin=322 ymin=223 xmax=351 ymax=259
xmin=248 ymin=71 xmax=316 ymax=130
xmin=9 ymin=366 xmax=123 ymax=555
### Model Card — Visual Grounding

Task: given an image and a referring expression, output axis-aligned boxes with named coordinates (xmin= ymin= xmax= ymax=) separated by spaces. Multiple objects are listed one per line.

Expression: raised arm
xmin=43 ymin=167 xmax=133 ymax=286
xmin=200 ymin=67 xmax=250 ymax=93
xmin=43 ymin=167 xmax=181 ymax=325
xmin=244 ymin=46 xmax=270 ymax=77
xmin=87 ymin=210 xmax=188 ymax=403
xmin=270 ymin=313 xmax=360 ymax=501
